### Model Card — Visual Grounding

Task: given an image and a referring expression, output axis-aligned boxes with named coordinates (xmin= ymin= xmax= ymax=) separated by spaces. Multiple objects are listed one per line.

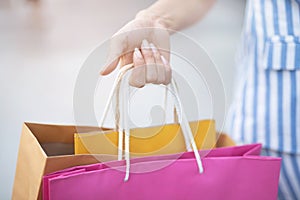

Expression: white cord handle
xmin=99 ymin=64 xmax=132 ymax=160
xmin=99 ymin=65 xmax=182 ymax=160
xmin=99 ymin=64 xmax=204 ymax=181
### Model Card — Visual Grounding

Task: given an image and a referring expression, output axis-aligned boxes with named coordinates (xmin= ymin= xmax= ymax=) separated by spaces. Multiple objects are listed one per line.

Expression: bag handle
xmin=100 ymin=64 xmax=204 ymax=181
xmin=99 ymin=64 xmax=131 ymax=160
xmin=99 ymin=64 xmax=181 ymax=160
xmin=100 ymin=69 xmax=179 ymax=128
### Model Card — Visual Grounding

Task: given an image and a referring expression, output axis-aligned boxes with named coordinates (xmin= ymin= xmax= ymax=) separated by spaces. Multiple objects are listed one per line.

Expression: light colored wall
xmin=0 ymin=0 xmax=245 ymax=198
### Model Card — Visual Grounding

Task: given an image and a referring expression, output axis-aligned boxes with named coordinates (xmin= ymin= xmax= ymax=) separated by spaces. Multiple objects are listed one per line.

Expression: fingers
xmin=130 ymin=40 xmax=172 ymax=87
xmin=129 ymin=48 xmax=146 ymax=88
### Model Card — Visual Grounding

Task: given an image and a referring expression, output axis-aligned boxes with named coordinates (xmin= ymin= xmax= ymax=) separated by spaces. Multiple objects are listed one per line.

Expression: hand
xmin=100 ymin=17 xmax=172 ymax=87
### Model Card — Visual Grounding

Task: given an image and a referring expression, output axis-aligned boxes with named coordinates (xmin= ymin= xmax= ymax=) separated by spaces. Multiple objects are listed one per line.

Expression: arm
xmin=136 ymin=0 xmax=216 ymax=32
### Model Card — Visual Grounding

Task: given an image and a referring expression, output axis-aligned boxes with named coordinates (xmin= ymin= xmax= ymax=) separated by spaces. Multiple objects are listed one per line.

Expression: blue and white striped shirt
xmin=228 ymin=0 xmax=300 ymax=154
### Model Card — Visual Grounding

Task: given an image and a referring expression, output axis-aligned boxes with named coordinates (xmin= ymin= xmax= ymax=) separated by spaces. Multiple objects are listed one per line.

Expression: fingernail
xmin=142 ymin=39 xmax=149 ymax=49
xmin=149 ymin=43 xmax=158 ymax=53
xmin=161 ymin=55 xmax=168 ymax=65
xmin=134 ymin=48 xmax=142 ymax=58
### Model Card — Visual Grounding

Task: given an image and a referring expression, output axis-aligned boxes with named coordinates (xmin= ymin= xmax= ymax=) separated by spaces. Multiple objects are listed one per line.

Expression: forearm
xmin=135 ymin=0 xmax=216 ymax=32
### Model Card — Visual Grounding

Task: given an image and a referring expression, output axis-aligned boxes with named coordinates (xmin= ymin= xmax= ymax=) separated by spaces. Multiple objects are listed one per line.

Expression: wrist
xmin=135 ymin=9 xmax=172 ymax=32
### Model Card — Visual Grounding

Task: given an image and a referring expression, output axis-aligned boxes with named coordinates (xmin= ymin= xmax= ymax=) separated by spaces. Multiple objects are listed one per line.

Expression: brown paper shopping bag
xmin=12 ymin=122 xmax=116 ymax=200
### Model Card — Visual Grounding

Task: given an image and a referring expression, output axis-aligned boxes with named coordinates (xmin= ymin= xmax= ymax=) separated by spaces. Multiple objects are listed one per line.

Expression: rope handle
xmin=99 ymin=64 xmax=180 ymax=159
xmin=99 ymin=65 xmax=179 ymax=127
xmin=99 ymin=64 xmax=204 ymax=181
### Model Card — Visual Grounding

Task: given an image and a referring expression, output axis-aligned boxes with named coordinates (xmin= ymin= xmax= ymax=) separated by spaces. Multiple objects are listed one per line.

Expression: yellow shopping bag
xmin=74 ymin=119 xmax=216 ymax=157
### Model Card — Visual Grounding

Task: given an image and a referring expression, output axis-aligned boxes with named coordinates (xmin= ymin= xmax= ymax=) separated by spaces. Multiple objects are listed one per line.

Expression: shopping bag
xmin=12 ymin=123 xmax=117 ymax=200
xmin=74 ymin=120 xmax=216 ymax=156
xmin=43 ymin=143 xmax=281 ymax=200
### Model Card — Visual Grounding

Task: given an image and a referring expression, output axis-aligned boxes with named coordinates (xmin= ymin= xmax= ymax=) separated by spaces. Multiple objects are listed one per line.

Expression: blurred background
xmin=0 ymin=0 xmax=245 ymax=198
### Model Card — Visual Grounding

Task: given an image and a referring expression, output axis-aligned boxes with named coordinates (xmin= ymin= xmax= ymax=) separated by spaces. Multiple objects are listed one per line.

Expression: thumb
xmin=100 ymin=58 xmax=120 ymax=75
xmin=100 ymin=35 xmax=124 ymax=75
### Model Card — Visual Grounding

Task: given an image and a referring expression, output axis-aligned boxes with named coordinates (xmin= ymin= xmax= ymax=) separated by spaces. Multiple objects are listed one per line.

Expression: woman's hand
xmin=100 ymin=0 xmax=216 ymax=87
xmin=100 ymin=17 xmax=172 ymax=87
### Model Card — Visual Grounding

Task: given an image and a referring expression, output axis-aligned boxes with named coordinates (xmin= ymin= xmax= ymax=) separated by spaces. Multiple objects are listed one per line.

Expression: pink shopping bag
xmin=43 ymin=143 xmax=281 ymax=200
